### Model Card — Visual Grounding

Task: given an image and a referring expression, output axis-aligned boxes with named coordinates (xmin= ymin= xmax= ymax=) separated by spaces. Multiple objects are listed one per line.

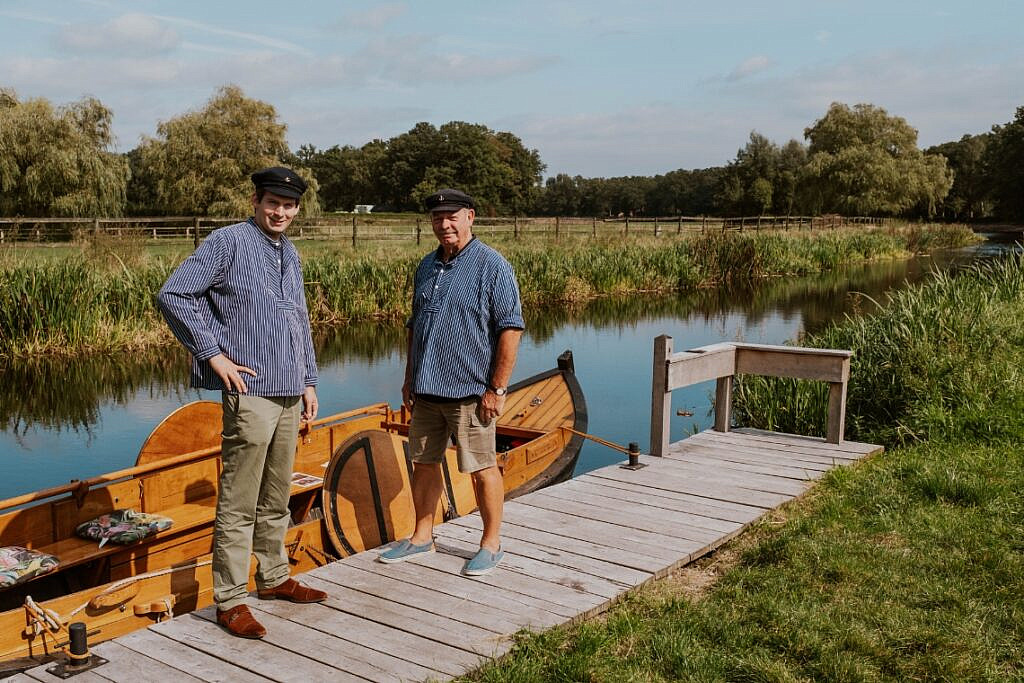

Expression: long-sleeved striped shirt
xmin=157 ymin=219 xmax=318 ymax=397
xmin=407 ymin=238 xmax=524 ymax=399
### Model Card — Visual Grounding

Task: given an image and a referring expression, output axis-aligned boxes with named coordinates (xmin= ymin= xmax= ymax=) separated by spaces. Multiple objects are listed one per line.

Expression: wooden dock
xmin=13 ymin=427 xmax=881 ymax=683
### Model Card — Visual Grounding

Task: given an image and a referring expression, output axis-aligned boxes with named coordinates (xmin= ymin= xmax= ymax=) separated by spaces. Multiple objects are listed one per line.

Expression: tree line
xmin=1 ymin=84 xmax=1022 ymax=221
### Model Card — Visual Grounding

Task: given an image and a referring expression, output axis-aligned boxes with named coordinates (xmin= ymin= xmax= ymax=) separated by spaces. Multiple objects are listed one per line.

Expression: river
xmin=0 ymin=241 xmax=1011 ymax=500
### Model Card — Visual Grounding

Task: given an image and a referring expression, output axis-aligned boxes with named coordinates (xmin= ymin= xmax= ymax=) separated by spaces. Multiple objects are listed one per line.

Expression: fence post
xmin=93 ymin=217 xmax=100 ymax=237
xmin=514 ymin=215 xmax=519 ymax=239
xmin=351 ymin=215 xmax=357 ymax=248
xmin=650 ymin=335 xmax=673 ymax=457
xmin=193 ymin=217 xmax=200 ymax=248
xmin=591 ymin=216 xmax=596 ymax=237
xmin=739 ymin=217 xmax=745 ymax=232
xmin=416 ymin=218 xmax=421 ymax=245
xmin=714 ymin=375 xmax=733 ymax=433
xmin=625 ymin=217 xmax=629 ymax=236
xmin=654 ymin=217 xmax=659 ymax=237
xmin=677 ymin=216 xmax=682 ymax=234
xmin=555 ymin=216 xmax=560 ymax=240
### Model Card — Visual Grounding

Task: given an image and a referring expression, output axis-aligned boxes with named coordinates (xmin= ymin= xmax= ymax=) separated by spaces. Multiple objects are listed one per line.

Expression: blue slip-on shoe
xmin=377 ymin=538 xmax=434 ymax=564
xmin=462 ymin=546 xmax=504 ymax=576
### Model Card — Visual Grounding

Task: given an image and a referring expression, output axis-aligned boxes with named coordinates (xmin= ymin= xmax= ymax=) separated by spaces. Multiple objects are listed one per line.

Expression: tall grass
xmin=0 ymin=224 xmax=976 ymax=359
xmin=734 ymin=254 xmax=1024 ymax=446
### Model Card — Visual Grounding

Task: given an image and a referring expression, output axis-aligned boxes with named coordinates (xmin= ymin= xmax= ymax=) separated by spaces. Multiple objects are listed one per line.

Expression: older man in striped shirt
xmin=380 ymin=188 xmax=524 ymax=576
xmin=158 ymin=167 xmax=327 ymax=640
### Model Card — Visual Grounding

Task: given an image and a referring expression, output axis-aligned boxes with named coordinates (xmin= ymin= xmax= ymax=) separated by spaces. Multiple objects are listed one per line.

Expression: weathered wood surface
xmin=22 ymin=429 xmax=880 ymax=682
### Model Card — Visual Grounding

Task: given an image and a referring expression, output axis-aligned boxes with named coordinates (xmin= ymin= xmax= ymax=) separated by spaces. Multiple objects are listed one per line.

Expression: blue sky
xmin=2 ymin=1 xmax=1021 ymax=177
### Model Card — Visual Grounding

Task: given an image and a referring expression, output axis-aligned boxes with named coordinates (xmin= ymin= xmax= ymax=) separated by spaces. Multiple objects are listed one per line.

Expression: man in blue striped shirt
xmin=380 ymin=188 xmax=524 ymax=575
xmin=158 ymin=167 xmax=327 ymax=640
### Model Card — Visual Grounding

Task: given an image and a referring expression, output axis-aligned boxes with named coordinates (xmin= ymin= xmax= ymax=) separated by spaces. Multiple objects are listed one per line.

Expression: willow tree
xmin=0 ymin=89 xmax=129 ymax=216
xmin=130 ymin=85 xmax=319 ymax=217
xmin=801 ymin=103 xmax=952 ymax=216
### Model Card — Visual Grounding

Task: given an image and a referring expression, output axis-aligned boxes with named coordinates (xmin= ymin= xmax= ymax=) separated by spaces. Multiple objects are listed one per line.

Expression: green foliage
xmin=983 ymin=105 xmax=1024 ymax=221
xmin=717 ymin=132 xmax=807 ymax=217
xmin=0 ymin=90 xmax=129 ymax=217
xmin=733 ymin=255 xmax=1024 ymax=446
xmin=927 ymin=133 xmax=992 ymax=220
xmin=128 ymin=85 xmax=320 ymax=217
xmin=801 ymin=103 xmax=953 ymax=217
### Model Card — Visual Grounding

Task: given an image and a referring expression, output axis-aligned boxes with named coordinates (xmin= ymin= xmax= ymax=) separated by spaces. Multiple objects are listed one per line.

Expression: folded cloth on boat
xmin=0 ymin=546 xmax=59 ymax=587
xmin=75 ymin=509 xmax=173 ymax=547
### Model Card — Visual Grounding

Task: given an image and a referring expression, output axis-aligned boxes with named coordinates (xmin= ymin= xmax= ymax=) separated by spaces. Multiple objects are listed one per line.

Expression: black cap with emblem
xmin=251 ymin=166 xmax=308 ymax=200
xmin=425 ymin=188 xmax=475 ymax=213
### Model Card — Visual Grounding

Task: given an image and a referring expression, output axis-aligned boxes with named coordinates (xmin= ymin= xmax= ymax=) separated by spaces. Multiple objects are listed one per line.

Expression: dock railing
xmin=650 ymin=336 xmax=852 ymax=456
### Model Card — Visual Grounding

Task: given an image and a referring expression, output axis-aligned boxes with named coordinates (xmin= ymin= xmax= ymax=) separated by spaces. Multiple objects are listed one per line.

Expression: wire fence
xmin=0 ymin=214 xmax=896 ymax=247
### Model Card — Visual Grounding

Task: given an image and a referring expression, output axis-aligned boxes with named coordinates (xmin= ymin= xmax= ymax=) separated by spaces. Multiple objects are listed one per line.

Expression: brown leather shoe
xmin=216 ymin=605 xmax=266 ymax=639
xmin=257 ymin=578 xmax=327 ymax=603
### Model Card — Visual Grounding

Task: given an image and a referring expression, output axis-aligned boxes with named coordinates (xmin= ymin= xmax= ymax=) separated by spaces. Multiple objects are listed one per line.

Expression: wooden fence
xmin=0 ymin=214 xmax=894 ymax=246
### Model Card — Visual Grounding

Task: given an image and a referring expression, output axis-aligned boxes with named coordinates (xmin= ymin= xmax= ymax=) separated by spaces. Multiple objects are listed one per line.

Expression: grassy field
xmin=462 ymin=255 xmax=1024 ymax=682
xmin=0 ymin=224 xmax=976 ymax=359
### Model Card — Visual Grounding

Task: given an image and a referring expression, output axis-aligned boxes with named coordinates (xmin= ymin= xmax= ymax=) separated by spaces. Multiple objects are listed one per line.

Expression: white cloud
xmin=57 ymin=13 xmax=180 ymax=56
xmin=815 ymin=30 xmax=831 ymax=43
xmin=726 ymin=55 xmax=773 ymax=81
xmin=0 ymin=9 xmax=65 ymax=26
xmin=337 ymin=3 xmax=408 ymax=30
xmin=151 ymin=14 xmax=314 ymax=57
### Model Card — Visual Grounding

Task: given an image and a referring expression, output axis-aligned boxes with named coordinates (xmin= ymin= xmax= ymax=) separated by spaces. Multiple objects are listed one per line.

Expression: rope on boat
xmin=560 ymin=427 xmax=633 ymax=454
xmin=24 ymin=557 xmax=212 ymax=636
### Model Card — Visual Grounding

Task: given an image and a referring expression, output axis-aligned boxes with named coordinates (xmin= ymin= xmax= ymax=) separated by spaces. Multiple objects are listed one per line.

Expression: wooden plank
xmin=586 ymin=461 xmax=791 ymax=509
xmin=89 ymin=641 xmax=205 ymax=682
xmin=22 ymin=666 xmax=109 ymax=682
xmin=116 ymin=629 xmax=273 ymax=683
xmin=151 ymin=613 xmax=350 ymax=682
xmin=243 ymin=603 xmax=453 ymax=681
xmin=515 ymin=491 xmax=727 ymax=544
xmin=536 ymin=480 xmax=741 ymax=535
xmin=431 ymin=531 xmax=624 ymax=600
xmin=346 ymin=546 xmax=601 ymax=617
xmin=646 ymin=459 xmax=810 ymax=497
xmin=572 ymin=475 xmax=764 ymax=523
xmin=435 ymin=519 xmax=651 ymax=588
xmin=273 ymin=571 xmax=506 ymax=647
xmin=670 ymin=437 xmax=842 ymax=470
xmin=666 ymin=345 xmax=735 ymax=390
xmin=670 ymin=449 xmax=828 ymax=481
xmin=503 ymin=500 xmax=701 ymax=562
xmin=312 ymin=559 xmax=560 ymax=631
xmin=452 ymin=515 xmax=666 ymax=574
xmin=731 ymin=428 xmax=881 ymax=455
xmin=239 ymin=599 xmax=478 ymax=677
xmin=688 ymin=431 xmax=862 ymax=462
xmin=734 ymin=345 xmax=850 ymax=383
xmin=651 ymin=335 xmax=673 ymax=457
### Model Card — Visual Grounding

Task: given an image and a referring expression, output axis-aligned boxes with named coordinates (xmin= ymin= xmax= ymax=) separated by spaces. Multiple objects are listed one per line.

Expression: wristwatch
xmin=489 ymin=385 xmax=507 ymax=396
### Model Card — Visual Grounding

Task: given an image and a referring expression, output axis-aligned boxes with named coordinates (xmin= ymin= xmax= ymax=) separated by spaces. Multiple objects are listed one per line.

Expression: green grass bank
xmin=462 ymin=256 xmax=1024 ymax=682
xmin=0 ymin=224 xmax=974 ymax=359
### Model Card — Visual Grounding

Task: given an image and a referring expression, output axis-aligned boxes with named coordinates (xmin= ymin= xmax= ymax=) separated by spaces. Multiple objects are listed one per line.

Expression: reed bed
xmin=0 ymin=224 xmax=976 ymax=359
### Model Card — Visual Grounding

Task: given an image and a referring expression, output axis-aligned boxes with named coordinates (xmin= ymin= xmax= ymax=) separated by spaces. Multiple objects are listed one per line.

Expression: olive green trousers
xmin=213 ymin=393 xmax=301 ymax=610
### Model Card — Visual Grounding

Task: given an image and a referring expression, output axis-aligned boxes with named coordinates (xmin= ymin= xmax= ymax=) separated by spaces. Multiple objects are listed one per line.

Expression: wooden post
xmin=714 ymin=376 xmax=733 ymax=433
xmin=625 ymin=217 xmax=629 ymax=236
xmin=591 ymin=216 xmax=596 ymax=237
xmin=654 ymin=217 xmax=659 ymax=236
xmin=351 ymin=215 xmax=357 ymax=248
xmin=514 ymin=215 xmax=519 ymax=239
xmin=677 ymin=216 xmax=682 ymax=234
xmin=702 ymin=215 xmax=707 ymax=233
xmin=416 ymin=218 xmax=422 ymax=245
xmin=650 ymin=335 xmax=673 ymax=457
xmin=756 ymin=215 xmax=761 ymax=230
xmin=193 ymin=217 xmax=200 ymax=248
xmin=555 ymin=216 xmax=560 ymax=240
xmin=739 ymin=217 xmax=745 ymax=232
xmin=93 ymin=218 xmax=100 ymax=236
xmin=827 ymin=381 xmax=847 ymax=444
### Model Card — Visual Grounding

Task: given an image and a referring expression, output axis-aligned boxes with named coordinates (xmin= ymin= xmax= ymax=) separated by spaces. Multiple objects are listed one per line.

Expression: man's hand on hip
xmin=208 ymin=353 xmax=256 ymax=394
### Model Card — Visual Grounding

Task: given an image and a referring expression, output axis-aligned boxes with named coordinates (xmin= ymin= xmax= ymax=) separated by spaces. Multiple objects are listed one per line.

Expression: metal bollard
xmin=619 ymin=442 xmax=647 ymax=470
xmin=45 ymin=621 xmax=108 ymax=678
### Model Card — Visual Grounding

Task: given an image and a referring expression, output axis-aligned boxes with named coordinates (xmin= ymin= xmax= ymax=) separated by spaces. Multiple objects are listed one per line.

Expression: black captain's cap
xmin=251 ymin=166 xmax=308 ymax=200
xmin=425 ymin=188 xmax=475 ymax=212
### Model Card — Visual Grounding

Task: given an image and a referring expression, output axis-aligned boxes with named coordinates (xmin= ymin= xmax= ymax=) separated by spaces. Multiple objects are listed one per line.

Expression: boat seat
xmin=0 ymin=546 xmax=59 ymax=588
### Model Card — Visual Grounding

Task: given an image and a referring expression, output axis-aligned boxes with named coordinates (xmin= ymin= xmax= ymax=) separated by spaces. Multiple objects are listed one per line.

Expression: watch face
xmin=494 ymin=387 xmax=507 ymax=396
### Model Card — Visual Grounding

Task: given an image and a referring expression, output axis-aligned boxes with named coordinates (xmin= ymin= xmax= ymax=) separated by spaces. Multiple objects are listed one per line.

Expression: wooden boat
xmin=0 ymin=351 xmax=586 ymax=672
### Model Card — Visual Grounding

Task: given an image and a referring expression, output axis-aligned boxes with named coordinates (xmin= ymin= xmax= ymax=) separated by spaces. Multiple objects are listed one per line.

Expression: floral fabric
xmin=75 ymin=509 xmax=173 ymax=548
xmin=0 ymin=546 xmax=59 ymax=587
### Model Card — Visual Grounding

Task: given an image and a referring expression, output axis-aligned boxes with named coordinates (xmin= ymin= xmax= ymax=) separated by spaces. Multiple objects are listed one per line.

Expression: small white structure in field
xmin=354 ymin=204 xmax=374 ymax=214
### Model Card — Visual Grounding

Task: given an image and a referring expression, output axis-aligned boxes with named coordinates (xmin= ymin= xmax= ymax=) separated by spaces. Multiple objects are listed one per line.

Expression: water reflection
xmin=0 ymin=243 xmax=1007 ymax=497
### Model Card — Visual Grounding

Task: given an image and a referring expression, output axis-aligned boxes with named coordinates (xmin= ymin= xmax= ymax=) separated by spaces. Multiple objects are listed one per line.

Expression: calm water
xmin=0 ymin=242 xmax=1010 ymax=499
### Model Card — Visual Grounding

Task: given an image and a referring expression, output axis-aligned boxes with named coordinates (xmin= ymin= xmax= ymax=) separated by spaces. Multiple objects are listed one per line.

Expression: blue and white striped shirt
xmin=407 ymin=238 xmax=524 ymax=399
xmin=158 ymin=219 xmax=318 ymax=397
